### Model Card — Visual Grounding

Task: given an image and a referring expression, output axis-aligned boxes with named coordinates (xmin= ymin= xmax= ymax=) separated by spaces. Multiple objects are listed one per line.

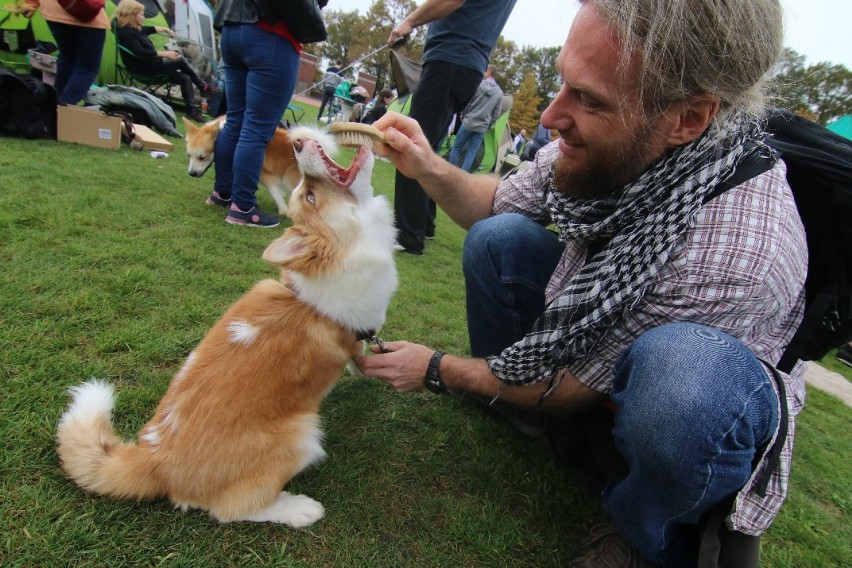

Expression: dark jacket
xmin=362 ymin=101 xmax=388 ymax=125
xmin=117 ymin=25 xmax=165 ymax=76
xmin=213 ymin=0 xmax=260 ymax=29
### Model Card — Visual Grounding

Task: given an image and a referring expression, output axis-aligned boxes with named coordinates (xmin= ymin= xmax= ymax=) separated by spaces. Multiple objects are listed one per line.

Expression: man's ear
xmin=664 ymin=94 xmax=720 ymax=146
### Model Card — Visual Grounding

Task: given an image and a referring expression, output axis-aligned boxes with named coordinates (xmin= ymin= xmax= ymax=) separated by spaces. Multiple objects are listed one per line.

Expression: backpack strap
xmin=703 ymin=147 xmax=777 ymax=204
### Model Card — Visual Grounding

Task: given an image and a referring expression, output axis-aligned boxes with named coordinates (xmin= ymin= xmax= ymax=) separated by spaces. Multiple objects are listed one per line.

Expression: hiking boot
xmin=570 ymin=524 xmax=655 ymax=567
xmin=205 ymin=191 xmax=231 ymax=207
xmin=226 ymin=204 xmax=279 ymax=228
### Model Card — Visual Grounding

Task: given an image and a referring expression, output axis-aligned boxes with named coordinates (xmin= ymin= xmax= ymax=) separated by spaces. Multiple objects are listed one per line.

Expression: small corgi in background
xmin=56 ymin=131 xmax=397 ymax=527
xmin=184 ymin=116 xmax=337 ymax=217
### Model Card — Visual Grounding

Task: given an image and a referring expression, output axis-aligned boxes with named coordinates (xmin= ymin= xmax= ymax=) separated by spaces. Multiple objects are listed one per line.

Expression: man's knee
xmin=612 ymin=323 xmax=778 ymax=451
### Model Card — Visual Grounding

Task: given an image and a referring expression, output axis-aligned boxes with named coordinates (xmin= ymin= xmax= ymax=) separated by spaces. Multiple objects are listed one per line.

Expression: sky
xmin=327 ymin=0 xmax=852 ymax=69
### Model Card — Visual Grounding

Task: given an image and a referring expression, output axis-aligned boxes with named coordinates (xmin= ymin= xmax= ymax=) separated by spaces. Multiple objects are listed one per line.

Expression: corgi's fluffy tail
xmin=56 ymin=380 xmax=163 ymax=500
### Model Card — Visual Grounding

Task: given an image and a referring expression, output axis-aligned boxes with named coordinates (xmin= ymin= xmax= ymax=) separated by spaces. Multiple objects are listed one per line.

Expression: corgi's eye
xmin=306 ymin=190 xmax=316 ymax=205
xmin=199 ymin=155 xmax=207 ymax=160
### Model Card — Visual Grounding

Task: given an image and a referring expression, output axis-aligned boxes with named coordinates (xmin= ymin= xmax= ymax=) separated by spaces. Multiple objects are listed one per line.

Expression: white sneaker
xmin=393 ymin=243 xmax=406 ymax=252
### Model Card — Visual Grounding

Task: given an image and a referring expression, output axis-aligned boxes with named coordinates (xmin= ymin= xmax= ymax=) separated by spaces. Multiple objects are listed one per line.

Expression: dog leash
xmin=293 ymin=36 xmax=409 ymax=98
xmin=355 ymin=329 xmax=392 ymax=353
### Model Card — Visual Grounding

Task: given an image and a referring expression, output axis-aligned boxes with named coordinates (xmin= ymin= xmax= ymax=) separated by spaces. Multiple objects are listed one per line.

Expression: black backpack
xmin=710 ymin=109 xmax=852 ymax=373
xmin=0 ymin=67 xmax=58 ymax=140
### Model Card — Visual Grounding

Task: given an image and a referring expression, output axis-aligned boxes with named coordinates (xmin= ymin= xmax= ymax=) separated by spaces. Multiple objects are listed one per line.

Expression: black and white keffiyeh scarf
xmin=487 ymin=113 xmax=771 ymax=387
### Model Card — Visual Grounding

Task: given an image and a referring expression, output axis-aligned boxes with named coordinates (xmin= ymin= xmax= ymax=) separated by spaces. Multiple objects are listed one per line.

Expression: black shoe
xmin=199 ymin=82 xmax=220 ymax=97
xmin=837 ymin=343 xmax=852 ymax=366
xmin=186 ymin=108 xmax=205 ymax=122
xmin=393 ymin=242 xmax=423 ymax=256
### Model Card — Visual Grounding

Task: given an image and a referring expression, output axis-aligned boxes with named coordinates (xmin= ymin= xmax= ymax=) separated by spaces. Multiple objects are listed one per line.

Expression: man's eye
xmin=579 ymin=93 xmax=600 ymax=108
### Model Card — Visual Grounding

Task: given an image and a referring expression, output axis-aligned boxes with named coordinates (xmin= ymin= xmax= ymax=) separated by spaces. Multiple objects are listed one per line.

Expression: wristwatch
xmin=423 ymin=351 xmax=447 ymax=394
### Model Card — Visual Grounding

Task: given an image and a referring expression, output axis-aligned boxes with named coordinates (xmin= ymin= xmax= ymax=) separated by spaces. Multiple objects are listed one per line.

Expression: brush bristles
xmin=335 ymin=132 xmax=379 ymax=148
xmin=328 ymin=122 xmax=386 ymax=149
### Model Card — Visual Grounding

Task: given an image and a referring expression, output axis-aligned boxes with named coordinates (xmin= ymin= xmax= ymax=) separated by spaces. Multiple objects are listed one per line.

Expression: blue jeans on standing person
xmin=214 ymin=23 xmax=298 ymax=213
xmin=448 ymin=125 xmax=485 ymax=172
xmin=46 ymin=22 xmax=105 ymax=105
xmin=463 ymin=213 xmax=779 ymax=567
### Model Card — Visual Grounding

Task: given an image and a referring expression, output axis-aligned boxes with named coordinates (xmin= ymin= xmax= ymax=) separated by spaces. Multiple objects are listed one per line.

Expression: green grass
xmin=0 ymin=115 xmax=850 ymax=566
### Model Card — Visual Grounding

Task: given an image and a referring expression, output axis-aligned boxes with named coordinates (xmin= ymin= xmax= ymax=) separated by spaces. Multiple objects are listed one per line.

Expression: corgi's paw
xmin=239 ymin=491 xmax=325 ymax=527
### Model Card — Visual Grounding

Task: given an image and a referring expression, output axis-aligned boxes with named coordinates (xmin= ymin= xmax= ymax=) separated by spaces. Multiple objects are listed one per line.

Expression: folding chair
xmin=285 ymin=104 xmax=304 ymax=125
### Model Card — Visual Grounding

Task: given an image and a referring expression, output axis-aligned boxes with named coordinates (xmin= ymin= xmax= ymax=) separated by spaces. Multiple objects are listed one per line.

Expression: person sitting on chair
xmin=114 ymin=0 xmax=217 ymax=122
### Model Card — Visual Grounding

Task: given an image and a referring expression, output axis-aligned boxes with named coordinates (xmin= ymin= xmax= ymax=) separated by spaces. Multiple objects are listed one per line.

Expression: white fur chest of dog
xmin=56 ymin=133 xmax=397 ymax=527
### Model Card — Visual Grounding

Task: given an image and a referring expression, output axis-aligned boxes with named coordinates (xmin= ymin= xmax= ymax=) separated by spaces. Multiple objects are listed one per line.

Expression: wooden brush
xmin=328 ymin=122 xmax=388 ymax=152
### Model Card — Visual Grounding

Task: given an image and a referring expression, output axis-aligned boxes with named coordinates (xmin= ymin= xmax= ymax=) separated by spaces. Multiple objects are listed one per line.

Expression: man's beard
xmin=552 ymin=122 xmax=665 ymax=200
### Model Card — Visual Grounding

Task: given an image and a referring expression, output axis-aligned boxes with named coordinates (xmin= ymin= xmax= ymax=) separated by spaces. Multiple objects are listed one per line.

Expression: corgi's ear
xmin=183 ymin=117 xmax=198 ymax=133
xmin=262 ymin=227 xmax=338 ymax=276
xmin=262 ymin=229 xmax=307 ymax=267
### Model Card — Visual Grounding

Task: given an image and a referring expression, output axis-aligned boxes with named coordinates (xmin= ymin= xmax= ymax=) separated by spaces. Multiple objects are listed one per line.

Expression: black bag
xmin=0 ymin=68 xmax=57 ymax=140
xmin=708 ymin=109 xmax=852 ymax=372
xmin=257 ymin=0 xmax=328 ymax=44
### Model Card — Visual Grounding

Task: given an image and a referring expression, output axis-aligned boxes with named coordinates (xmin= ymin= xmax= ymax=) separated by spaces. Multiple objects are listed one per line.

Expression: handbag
xmin=257 ymin=0 xmax=328 ymax=44
xmin=57 ymin=0 xmax=104 ymax=23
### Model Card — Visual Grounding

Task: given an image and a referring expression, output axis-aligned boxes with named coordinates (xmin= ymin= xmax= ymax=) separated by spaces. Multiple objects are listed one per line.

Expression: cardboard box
xmin=133 ymin=124 xmax=174 ymax=151
xmin=57 ymin=106 xmax=122 ymax=150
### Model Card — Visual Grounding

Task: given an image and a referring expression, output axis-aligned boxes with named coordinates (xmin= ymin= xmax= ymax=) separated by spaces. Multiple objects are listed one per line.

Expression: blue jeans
xmin=463 ymin=213 xmax=779 ymax=566
xmin=448 ymin=125 xmax=485 ymax=172
xmin=214 ymin=24 xmax=299 ymax=211
xmin=46 ymin=22 xmax=105 ymax=105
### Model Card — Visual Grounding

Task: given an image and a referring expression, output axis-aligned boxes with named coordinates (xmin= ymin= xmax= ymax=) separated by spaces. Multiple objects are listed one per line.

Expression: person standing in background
xmin=22 ymin=0 xmax=109 ymax=105
xmin=387 ymin=0 xmax=518 ymax=255
xmin=317 ymin=59 xmax=343 ymax=121
xmin=448 ymin=65 xmax=503 ymax=172
xmin=207 ymin=0 xmax=306 ymax=228
xmin=512 ymin=128 xmax=527 ymax=155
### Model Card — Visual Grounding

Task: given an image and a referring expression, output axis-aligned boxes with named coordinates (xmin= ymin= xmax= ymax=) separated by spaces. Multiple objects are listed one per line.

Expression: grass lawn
xmin=0 ymin=106 xmax=849 ymax=566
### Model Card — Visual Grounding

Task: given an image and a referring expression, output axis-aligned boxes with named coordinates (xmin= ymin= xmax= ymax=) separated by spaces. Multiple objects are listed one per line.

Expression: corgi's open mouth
xmin=298 ymin=138 xmax=370 ymax=188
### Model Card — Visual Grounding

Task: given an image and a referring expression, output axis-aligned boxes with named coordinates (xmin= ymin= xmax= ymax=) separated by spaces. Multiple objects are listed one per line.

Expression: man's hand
xmin=353 ymin=340 xmax=434 ymax=393
xmin=387 ymin=21 xmax=412 ymax=46
xmin=372 ymin=112 xmax=442 ymax=182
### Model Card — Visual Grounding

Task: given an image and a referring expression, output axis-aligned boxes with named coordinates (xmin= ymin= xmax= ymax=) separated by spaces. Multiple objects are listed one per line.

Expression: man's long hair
xmin=585 ymin=0 xmax=783 ymax=125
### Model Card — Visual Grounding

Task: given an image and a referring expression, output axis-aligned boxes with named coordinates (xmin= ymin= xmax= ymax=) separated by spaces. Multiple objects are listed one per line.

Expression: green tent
xmin=826 ymin=115 xmax=852 ymax=141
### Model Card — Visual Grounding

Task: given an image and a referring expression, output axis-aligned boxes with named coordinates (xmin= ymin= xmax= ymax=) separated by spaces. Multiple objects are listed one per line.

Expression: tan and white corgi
xmin=56 ymin=132 xmax=397 ymax=527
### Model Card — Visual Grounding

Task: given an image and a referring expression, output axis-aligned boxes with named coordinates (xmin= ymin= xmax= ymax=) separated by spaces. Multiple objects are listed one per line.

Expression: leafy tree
xmin=511 ymin=70 xmax=543 ymax=134
xmin=770 ymin=48 xmax=852 ymax=125
xmin=490 ymin=37 xmax=522 ymax=92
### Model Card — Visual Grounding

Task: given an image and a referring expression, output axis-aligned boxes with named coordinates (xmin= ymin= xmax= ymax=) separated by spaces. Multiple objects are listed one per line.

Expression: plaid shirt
xmin=494 ymin=142 xmax=808 ymax=535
